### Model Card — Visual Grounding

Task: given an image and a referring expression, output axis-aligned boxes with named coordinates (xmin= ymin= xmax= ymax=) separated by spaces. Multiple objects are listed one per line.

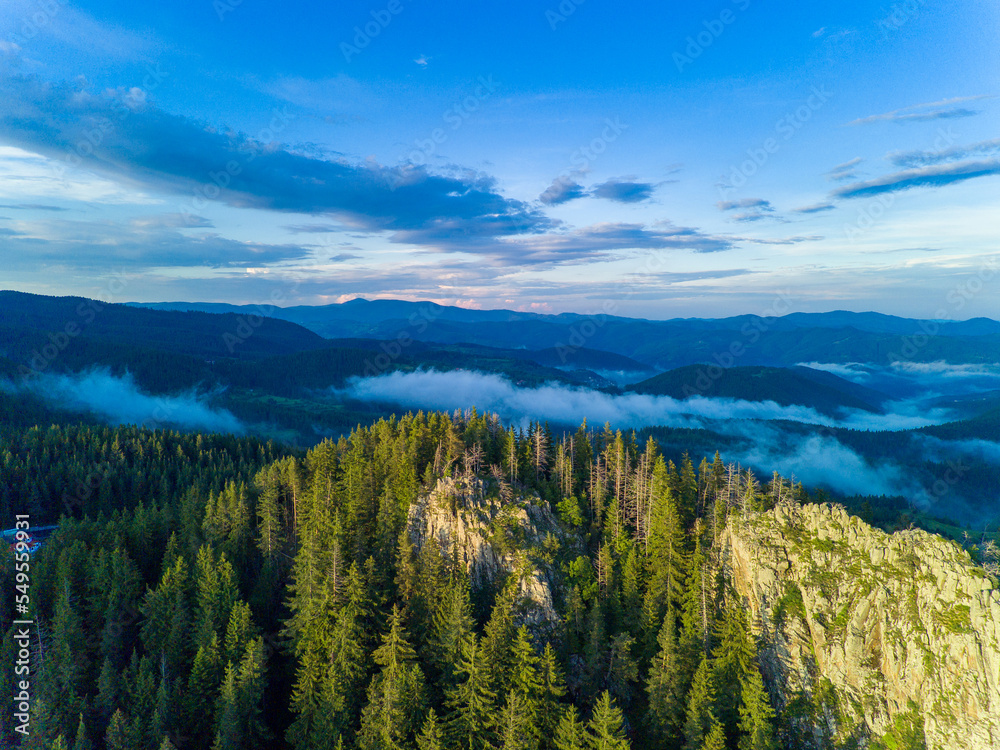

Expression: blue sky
xmin=0 ymin=0 xmax=998 ymax=318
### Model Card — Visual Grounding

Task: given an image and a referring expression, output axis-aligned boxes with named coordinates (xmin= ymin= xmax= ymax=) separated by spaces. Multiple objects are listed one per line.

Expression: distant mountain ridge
xmin=128 ymin=298 xmax=1000 ymax=337
xmin=126 ymin=296 xmax=1000 ymax=369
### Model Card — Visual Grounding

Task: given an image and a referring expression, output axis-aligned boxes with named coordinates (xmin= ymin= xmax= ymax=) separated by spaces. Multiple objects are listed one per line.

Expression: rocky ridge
xmin=405 ymin=476 xmax=564 ymax=625
xmin=722 ymin=502 xmax=1000 ymax=749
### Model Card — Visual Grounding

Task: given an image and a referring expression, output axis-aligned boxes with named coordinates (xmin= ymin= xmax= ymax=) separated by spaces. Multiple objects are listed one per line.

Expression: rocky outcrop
xmin=406 ymin=476 xmax=565 ymax=625
xmin=721 ymin=502 xmax=1000 ymax=750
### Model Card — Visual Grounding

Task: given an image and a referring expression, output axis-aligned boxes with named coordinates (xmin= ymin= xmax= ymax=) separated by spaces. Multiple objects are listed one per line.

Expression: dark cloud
xmin=888 ymin=137 xmax=1000 ymax=168
xmin=832 ymin=159 xmax=1000 ymax=199
xmin=591 ymin=178 xmax=656 ymax=203
xmin=329 ymin=253 xmax=360 ymax=262
xmin=0 ymin=76 xmax=554 ymax=250
xmin=538 ymin=177 xmax=586 ymax=206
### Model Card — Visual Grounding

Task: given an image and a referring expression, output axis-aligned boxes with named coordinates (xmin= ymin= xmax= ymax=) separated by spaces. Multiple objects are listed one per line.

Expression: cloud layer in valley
xmin=1 ymin=369 xmax=243 ymax=433
xmin=336 ymin=369 xmax=998 ymax=511
xmin=338 ymin=369 xmax=952 ymax=433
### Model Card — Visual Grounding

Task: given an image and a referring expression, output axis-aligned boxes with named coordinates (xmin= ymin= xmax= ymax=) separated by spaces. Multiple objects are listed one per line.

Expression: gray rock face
xmin=721 ymin=502 xmax=1000 ymax=749
xmin=406 ymin=476 xmax=564 ymax=625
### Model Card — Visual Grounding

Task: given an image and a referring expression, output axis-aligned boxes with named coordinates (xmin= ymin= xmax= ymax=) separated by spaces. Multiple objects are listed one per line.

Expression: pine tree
xmin=256 ymin=470 xmax=285 ymax=558
xmin=712 ymin=598 xmax=755 ymax=735
xmin=510 ymin=626 xmax=542 ymax=708
xmin=682 ymin=657 xmax=718 ymax=750
xmin=428 ymin=574 xmax=476 ymax=690
xmin=737 ymin=664 xmax=777 ymax=750
xmin=681 ymin=524 xmax=715 ymax=665
xmin=149 ymin=677 xmax=173 ymax=749
xmin=642 ymin=457 xmax=688 ymax=660
xmin=537 ymin=643 xmax=568 ymax=740
xmin=46 ymin=580 xmax=88 ymax=734
xmin=139 ymin=555 xmax=191 ymax=675
xmin=553 ymin=706 xmax=587 ymax=750
xmin=417 ymin=709 xmax=445 ymax=750
xmin=646 ymin=608 xmax=684 ymax=743
xmin=702 ymin=719 xmax=726 ymax=750
xmin=446 ymin=636 xmax=497 ymax=750
xmin=482 ymin=581 xmax=519 ymax=695
xmin=498 ymin=690 xmax=538 ymax=750
xmin=223 ymin=600 xmax=257 ymax=667
xmin=104 ymin=710 xmax=134 ymax=750
xmin=620 ymin=545 xmax=644 ymax=638
xmin=357 ymin=605 xmax=427 ymax=750
xmin=95 ymin=658 xmax=120 ymax=724
xmin=285 ymin=646 xmax=339 ymax=750
xmin=186 ymin=634 xmax=223 ymax=745
xmin=213 ymin=638 xmax=270 ymax=750
xmin=586 ymin=692 xmax=629 ymax=750
xmin=72 ymin=714 xmax=93 ymax=750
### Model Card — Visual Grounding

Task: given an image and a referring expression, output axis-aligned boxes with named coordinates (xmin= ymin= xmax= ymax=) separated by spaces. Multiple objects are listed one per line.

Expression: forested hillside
xmin=4 ymin=412 xmax=997 ymax=749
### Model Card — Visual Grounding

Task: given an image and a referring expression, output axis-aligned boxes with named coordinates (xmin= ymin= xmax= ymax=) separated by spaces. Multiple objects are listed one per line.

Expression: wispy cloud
xmin=792 ymin=202 xmax=835 ymax=214
xmin=827 ymin=157 xmax=863 ymax=182
xmin=130 ymin=213 xmax=214 ymax=229
xmin=832 ymin=159 xmax=1000 ymax=198
xmin=888 ymin=137 xmax=1000 ymax=168
xmin=717 ymin=198 xmax=777 ymax=223
xmin=283 ymin=223 xmax=342 ymax=234
xmin=847 ymin=96 xmax=992 ymax=126
xmin=0 ymin=203 xmax=67 ymax=211
xmin=716 ymin=198 xmax=772 ymax=212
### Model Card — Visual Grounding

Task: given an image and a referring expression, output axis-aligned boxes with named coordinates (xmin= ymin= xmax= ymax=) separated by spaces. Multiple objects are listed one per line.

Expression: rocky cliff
xmin=406 ymin=476 xmax=565 ymax=625
xmin=722 ymin=502 xmax=1000 ymax=749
